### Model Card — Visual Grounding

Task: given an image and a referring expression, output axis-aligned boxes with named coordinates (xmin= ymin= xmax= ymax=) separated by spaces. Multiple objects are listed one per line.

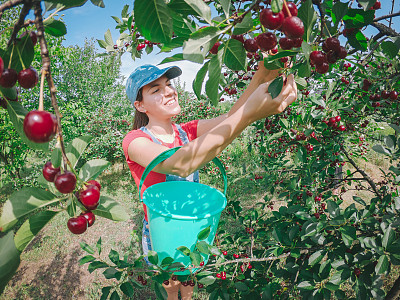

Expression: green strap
xmin=139 ymin=146 xmax=227 ymax=202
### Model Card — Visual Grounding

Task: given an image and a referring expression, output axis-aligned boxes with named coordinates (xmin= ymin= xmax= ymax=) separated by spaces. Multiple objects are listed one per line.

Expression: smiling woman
xmin=121 ymin=63 xmax=297 ymax=299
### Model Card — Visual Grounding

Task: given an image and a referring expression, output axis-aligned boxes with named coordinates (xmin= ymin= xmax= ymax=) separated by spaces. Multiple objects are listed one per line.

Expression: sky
xmin=44 ymin=0 xmax=399 ymax=92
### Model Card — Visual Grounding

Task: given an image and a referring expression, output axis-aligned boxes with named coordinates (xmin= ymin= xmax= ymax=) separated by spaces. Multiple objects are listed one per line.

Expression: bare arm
xmin=197 ymin=60 xmax=280 ymax=136
xmin=128 ymin=74 xmax=297 ymax=177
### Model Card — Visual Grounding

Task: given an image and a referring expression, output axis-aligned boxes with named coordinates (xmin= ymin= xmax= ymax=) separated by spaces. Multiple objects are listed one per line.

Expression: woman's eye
xmin=152 ymin=89 xmax=159 ymax=94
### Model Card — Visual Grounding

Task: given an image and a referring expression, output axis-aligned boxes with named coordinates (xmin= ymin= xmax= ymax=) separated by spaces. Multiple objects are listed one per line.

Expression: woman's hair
xmin=132 ymin=88 xmax=149 ymax=130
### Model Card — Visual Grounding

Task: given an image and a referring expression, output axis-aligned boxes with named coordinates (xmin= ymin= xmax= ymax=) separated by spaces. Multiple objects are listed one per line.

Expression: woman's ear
xmin=134 ymin=101 xmax=146 ymax=113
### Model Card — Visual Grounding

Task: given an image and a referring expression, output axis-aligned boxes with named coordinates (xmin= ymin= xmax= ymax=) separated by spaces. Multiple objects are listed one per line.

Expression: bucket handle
xmin=139 ymin=146 xmax=227 ymax=202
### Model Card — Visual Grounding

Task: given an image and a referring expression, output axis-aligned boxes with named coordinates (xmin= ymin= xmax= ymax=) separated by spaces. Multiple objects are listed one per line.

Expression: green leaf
xmin=183 ymin=27 xmax=221 ymax=63
xmin=6 ymin=101 xmax=49 ymax=151
xmin=372 ymin=144 xmax=391 ymax=156
xmin=79 ymin=159 xmax=111 ymax=181
xmin=43 ymin=18 xmax=67 ymax=37
xmin=271 ymin=0 xmax=283 ymax=13
xmin=0 ymin=231 xmax=21 ymax=294
xmin=190 ymin=251 xmax=202 ymax=266
xmin=223 ymin=38 xmax=246 ymax=71
xmin=381 ymin=41 xmax=399 ymax=59
xmin=181 ymin=0 xmax=211 ymax=23
xmin=88 ymin=261 xmax=109 ymax=273
xmin=168 ymin=0 xmax=198 ymax=16
xmin=0 ymin=187 xmax=58 ymax=232
xmin=97 ymin=39 xmax=108 ymax=49
xmin=120 ymin=282 xmax=134 ymax=298
xmin=90 ymin=0 xmax=105 ymax=7
xmin=14 ymin=210 xmax=58 ymax=252
xmin=177 ymin=246 xmax=191 ymax=256
xmin=80 ymin=242 xmax=95 ymax=254
xmin=198 ymin=275 xmax=215 ymax=285
xmin=205 ymin=50 xmax=223 ymax=106
xmin=343 ymin=9 xmax=375 ymax=28
xmin=148 ymin=250 xmax=159 ymax=265
xmin=375 ymin=255 xmax=389 ymax=274
xmin=309 ymin=250 xmax=325 ymax=266
xmin=268 ymin=76 xmax=284 ymax=99
xmin=154 ymin=281 xmax=168 ymax=300
xmin=0 ymin=86 xmax=17 ymax=100
xmin=196 ymin=241 xmax=210 ymax=255
xmin=104 ymin=29 xmax=113 ymax=46
xmin=161 ymin=256 xmax=175 ymax=266
xmin=110 ymin=290 xmax=120 ymax=300
xmin=340 ymin=226 xmax=356 ymax=248
xmin=100 ymin=286 xmax=112 ymax=300
xmin=134 ymin=0 xmax=173 ymax=44
xmin=51 ymin=147 xmax=62 ymax=168
xmin=389 ymin=124 xmax=400 ymax=134
xmin=159 ymin=53 xmax=184 ymax=65
xmin=103 ymin=267 xmax=121 ymax=279
xmin=298 ymin=0 xmax=317 ymax=43
xmin=383 ymin=226 xmax=395 ymax=249
xmin=0 ymin=35 xmax=34 ymax=73
xmin=353 ymin=196 xmax=366 ymax=206
xmin=79 ymin=255 xmax=96 ymax=265
xmin=44 ymin=0 xmax=87 ymax=9
xmin=97 ymin=237 xmax=102 ymax=255
xmin=356 ymin=0 xmax=376 ymax=11
xmin=297 ymin=281 xmax=314 ymax=290
xmin=232 ymin=13 xmax=253 ymax=35
xmin=219 ymin=0 xmax=232 ymax=19
xmin=235 ymin=281 xmax=249 ymax=291
xmin=197 ymin=226 xmax=211 ymax=240
xmin=109 ymin=249 xmax=120 ymax=265
xmin=192 ymin=61 xmax=209 ymax=99
xmin=92 ymin=195 xmax=129 ymax=221
xmin=66 ymin=135 xmax=93 ymax=169
xmin=332 ymin=2 xmax=348 ymax=27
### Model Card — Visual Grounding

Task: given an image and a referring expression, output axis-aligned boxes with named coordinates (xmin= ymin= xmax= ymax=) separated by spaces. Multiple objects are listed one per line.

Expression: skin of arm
xmin=128 ymin=74 xmax=297 ymax=177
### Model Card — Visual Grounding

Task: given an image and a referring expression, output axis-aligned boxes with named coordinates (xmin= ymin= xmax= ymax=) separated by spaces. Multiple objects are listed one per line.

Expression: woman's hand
xmin=244 ymin=74 xmax=297 ymax=122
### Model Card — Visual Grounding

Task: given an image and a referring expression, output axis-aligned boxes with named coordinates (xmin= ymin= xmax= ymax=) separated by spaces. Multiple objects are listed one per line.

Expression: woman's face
xmin=135 ymin=75 xmax=181 ymax=119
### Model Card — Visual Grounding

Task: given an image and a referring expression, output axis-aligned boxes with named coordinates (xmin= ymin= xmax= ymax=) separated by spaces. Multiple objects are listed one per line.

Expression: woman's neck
xmin=146 ymin=120 xmax=174 ymax=136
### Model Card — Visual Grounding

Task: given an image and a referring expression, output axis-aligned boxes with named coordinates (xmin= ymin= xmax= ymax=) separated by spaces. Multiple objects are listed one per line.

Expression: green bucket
xmin=139 ymin=147 xmax=227 ymax=274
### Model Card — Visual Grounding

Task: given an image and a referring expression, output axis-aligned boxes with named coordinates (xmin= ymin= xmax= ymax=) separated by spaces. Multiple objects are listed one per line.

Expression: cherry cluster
xmin=0 ymin=31 xmax=39 ymax=95
xmin=42 ymin=157 xmax=101 ymax=234
xmin=258 ymin=2 xmax=304 ymax=51
xmin=310 ymin=37 xmax=347 ymax=74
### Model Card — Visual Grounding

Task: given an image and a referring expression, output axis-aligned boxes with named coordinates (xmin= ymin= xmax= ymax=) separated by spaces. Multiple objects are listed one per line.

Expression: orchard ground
xmin=0 ymin=126 xmax=398 ymax=300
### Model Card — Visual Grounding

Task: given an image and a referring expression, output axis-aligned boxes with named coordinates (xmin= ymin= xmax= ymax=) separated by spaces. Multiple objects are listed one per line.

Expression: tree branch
xmin=371 ymin=22 xmax=400 ymax=37
xmin=0 ymin=0 xmax=23 ymax=13
xmin=373 ymin=11 xmax=400 ymax=23
xmin=7 ymin=0 xmax=33 ymax=47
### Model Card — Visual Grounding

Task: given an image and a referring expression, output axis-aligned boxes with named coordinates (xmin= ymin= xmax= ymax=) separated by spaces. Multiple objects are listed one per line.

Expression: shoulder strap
xmin=175 ymin=124 xmax=189 ymax=144
xmin=140 ymin=126 xmax=162 ymax=145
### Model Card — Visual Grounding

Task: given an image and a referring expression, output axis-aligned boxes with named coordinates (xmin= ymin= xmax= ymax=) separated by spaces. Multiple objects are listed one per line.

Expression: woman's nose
xmin=165 ymin=85 xmax=175 ymax=96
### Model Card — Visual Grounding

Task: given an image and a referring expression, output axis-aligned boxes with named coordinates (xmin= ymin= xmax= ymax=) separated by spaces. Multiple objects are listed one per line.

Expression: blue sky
xmin=48 ymin=1 xmax=399 ymax=91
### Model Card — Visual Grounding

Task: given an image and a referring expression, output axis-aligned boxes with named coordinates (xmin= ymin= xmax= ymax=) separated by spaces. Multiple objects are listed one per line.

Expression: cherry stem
xmin=38 ymin=68 xmax=45 ymax=111
xmin=8 ymin=44 xmax=14 ymax=69
xmin=282 ymin=0 xmax=292 ymax=18
xmin=15 ymin=45 xmax=26 ymax=70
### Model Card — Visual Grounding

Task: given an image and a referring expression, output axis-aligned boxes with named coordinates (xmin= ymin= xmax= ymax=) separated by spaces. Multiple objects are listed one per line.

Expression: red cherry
xmin=329 ymin=117 xmax=336 ymax=124
xmin=337 ymin=46 xmax=347 ymax=59
xmin=314 ymin=212 xmax=320 ymax=219
xmin=338 ymin=125 xmax=346 ymax=131
xmin=256 ymin=32 xmax=277 ymax=51
xmin=163 ymin=280 xmax=169 ymax=285
xmin=81 ymin=211 xmax=96 ymax=227
xmin=67 ymin=216 xmax=87 ymax=234
xmin=315 ymin=62 xmax=329 ymax=74
xmin=325 ymin=37 xmax=341 ymax=53
xmin=335 ymin=115 xmax=341 ymax=122
xmin=222 ymin=250 xmax=228 ymax=255
xmin=79 ymin=185 xmax=100 ymax=210
xmin=0 ymin=57 xmax=3 ymax=78
xmin=279 ymin=37 xmax=293 ymax=50
xmin=231 ymin=34 xmax=245 ymax=44
xmin=326 ymin=51 xmax=338 ymax=64
xmin=23 ymin=110 xmax=57 ymax=143
xmin=198 ymin=283 xmax=204 ymax=288
xmin=210 ymin=41 xmax=221 ymax=54
xmin=390 ymin=91 xmax=398 ymax=100
xmin=0 ymin=68 xmax=18 ymax=88
xmin=281 ymin=16 xmax=304 ymax=39
xmin=200 ymin=261 xmax=204 ymax=266
xmin=292 ymin=37 xmax=303 ymax=48
xmin=54 ymin=171 xmax=77 ymax=194
xmin=283 ymin=2 xmax=298 ymax=17
xmin=260 ymin=8 xmax=285 ymax=30
xmin=216 ymin=273 xmax=221 ymax=278
xmin=42 ymin=161 xmax=61 ymax=182
xmin=244 ymin=38 xmax=259 ymax=52
xmin=21 ymin=31 xmax=38 ymax=46
xmin=381 ymin=90 xmax=390 ymax=99
xmin=354 ymin=268 xmax=361 ymax=277
xmin=87 ymin=180 xmax=101 ymax=191
xmin=310 ymin=51 xmax=327 ymax=65
xmin=373 ymin=1 xmax=381 ymax=9
xmin=18 ymin=67 xmax=38 ymax=89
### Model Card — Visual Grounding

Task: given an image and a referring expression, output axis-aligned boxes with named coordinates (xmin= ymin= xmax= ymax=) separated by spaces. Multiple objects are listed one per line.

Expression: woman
xmin=122 ymin=61 xmax=297 ymax=299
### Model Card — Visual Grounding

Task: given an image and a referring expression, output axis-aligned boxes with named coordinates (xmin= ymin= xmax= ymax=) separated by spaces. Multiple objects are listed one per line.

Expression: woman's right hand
xmin=244 ymin=74 xmax=297 ymax=123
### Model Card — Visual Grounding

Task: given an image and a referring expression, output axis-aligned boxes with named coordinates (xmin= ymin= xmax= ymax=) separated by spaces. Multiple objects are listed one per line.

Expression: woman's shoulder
xmin=122 ymin=128 xmax=150 ymax=150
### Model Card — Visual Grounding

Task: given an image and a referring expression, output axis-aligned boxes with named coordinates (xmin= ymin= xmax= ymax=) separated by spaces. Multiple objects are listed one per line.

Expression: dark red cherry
xmin=81 ymin=211 xmax=96 ymax=227
xmin=310 ymin=51 xmax=327 ymax=65
xmin=23 ymin=110 xmax=57 ymax=143
xmin=279 ymin=37 xmax=293 ymax=50
xmin=256 ymin=32 xmax=277 ymax=51
xmin=337 ymin=46 xmax=347 ymax=59
xmin=281 ymin=16 xmax=304 ymax=39
xmin=283 ymin=2 xmax=298 ymax=17
xmin=79 ymin=185 xmax=100 ymax=210
xmin=18 ymin=67 xmax=38 ymax=89
xmin=210 ymin=42 xmax=221 ymax=54
xmin=0 ymin=56 xmax=3 ymax=79
xmin=0 ymin=68 xmax=18 ymax=88
xmin=54 ymin=171 xmax=77 ymax=194
xmin=67 ymin=216 xmax=87 ymax=234
xmin=43 ymin=161 xmax=61 ymax=182
xmin=87 ymin=180 xmax=101 ymax=191
xmin=260 ymin=8 xmax=285 ymax=30
xmin=244 ymin=39 xmax=259 ymax=52
xmin=325 ymin=37 xmax=341 ymax=53
xmin=316 ymin=62 xmax=329 ymax=74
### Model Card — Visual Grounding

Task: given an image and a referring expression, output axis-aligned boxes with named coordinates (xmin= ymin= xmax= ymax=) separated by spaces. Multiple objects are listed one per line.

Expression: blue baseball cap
xmin=125 ymin=64 xmax=182 ymax=105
